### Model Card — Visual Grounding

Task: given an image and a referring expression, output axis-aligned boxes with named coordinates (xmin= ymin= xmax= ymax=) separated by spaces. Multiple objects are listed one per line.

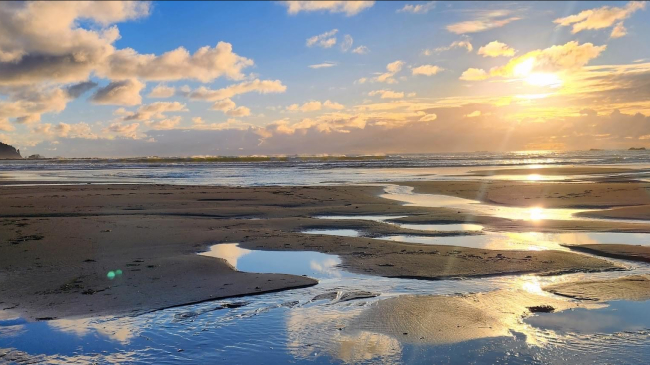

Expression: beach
xmin=3 ymin=162 xmax=650 ymax=363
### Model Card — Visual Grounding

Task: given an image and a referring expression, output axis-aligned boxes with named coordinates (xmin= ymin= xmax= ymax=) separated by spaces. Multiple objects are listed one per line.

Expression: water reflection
xmin=526 ymin=300 xmax=650 ymax=334
xmin=381 ymin=185 xmax=587 ymax=222
xmin=200 ymin=243 xmax=354 ymax=279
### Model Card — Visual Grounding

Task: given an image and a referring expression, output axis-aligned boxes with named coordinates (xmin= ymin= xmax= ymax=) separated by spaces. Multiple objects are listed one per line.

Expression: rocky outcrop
xmin=0 ymin=142 xmax=21 ymax=159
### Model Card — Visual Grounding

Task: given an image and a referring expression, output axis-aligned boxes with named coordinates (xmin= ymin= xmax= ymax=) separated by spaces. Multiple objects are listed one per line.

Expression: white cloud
xmin=374 ymin=60 xmax=404 ymax=83
xmin=309 ymin=62 xmax=337 ymax=69
xmin=419 ymin=114 xmax=437 ymax=122
xmin=103 ymin=122 xmax=140 ymax=138
xmin=397 ymin=2 xmax=436 ymax=14
xmin=352 ymin=46 xmax=370 ymax=54
xmin=447 ymin=10 xmax=521 ymax=34
xmin=554 ymin=1 xmax=646 ymax=36
xmin=103 ymin=42 xmax=254 ymax=82
xmin=287 ymin=100 xmax=345 ymax=112
xmin=90 ymin=79 xmax=145 ymax=106
xmin=459 ymin=68 xmax=489 ymax=81
xmin=282 ymin=1 xmax=375 ymax=16
xmin=429 ymin=39 xmax=473 ymax=54
xmin=225 ymin=106 xmax=251 ymax=117
xmin=209 ymin=98 xmax=251 ymax=117
xmin=324 ymin=100 xmax=345 ymax=110
xmin=0 ymin=118 xmax=15 ymax=131
xmin=369 ymin=90 xmax=404 ymax=99
xmin=306 ymin=29 xmax=338 ymax=48
xmin=148 ymin=84 xmax=176 ymax=98
xmin=610 ymin=22 xmax=628 ymax=39
xmin=465 ymin=110 xmax=482 ymax=118
xmin=144 ymin=116 xmax=182 ymax=130
xmin=189 ymin=79 xmax=287 ymax=101
xmin=0 ymin=86 xmax=71 ymax=124
xmin=412 ymin=65 xmax=443 ymax=76
xmin=0 ymin=3 xmax=253 ymax=85
xmin=461 ymin=41 xmax=606 ymax=81
xmin=33 ymin=122 xmax=97 ymax=139
xmin=123 ymin=101 xmax=187 ymax=121
xmin=211 ymin=99 xmax=237 ymax=112
xmin=341 ymin=35 xmax=354 ymax=52
xmin=477 ymin=41 xmax=516 ymax=57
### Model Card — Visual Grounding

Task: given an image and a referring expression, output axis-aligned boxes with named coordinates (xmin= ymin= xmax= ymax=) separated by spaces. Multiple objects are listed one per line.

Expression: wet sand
xmin=467 ymin=166 xmax=637 ymax=177
xmin=545 ymin=275 xmax=650 ymax=301
xmin=0 ymin=183 xmax=628 ymax=320
xmin=565 ymin=244 xmax=650 ymax=263
xmin=406 ymin=180 xmax=650 ymax=209
xmin=347 ymin=289 xmax=592 ymax=345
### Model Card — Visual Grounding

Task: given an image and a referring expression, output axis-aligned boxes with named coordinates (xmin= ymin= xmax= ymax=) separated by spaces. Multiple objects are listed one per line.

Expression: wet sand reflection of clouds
xmin=200 ymin=243 xmax=251 ymax=268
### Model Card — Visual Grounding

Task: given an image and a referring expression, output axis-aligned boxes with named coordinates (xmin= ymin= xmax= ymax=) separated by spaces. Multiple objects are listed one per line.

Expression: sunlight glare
xmin=525 ymin=73 xmax=563 ymax=88
xmin=529 ymin=207 xmax=545 ymax=221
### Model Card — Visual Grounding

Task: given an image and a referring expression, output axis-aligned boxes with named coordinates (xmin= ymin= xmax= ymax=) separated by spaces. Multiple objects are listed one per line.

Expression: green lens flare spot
xmin=115 ymin=269 xmax=123 ymax=276
xmin=107 ymin=271 xmax=116 ymax=280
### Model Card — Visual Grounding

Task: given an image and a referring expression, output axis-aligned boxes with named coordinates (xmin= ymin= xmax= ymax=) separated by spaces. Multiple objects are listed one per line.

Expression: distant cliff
xmin=0 ymin=142 xmax=22 ymax=159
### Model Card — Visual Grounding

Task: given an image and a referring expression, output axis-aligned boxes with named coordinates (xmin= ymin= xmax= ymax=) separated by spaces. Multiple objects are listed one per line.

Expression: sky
xmin=1 ymin=1 xmax=650 ymax=157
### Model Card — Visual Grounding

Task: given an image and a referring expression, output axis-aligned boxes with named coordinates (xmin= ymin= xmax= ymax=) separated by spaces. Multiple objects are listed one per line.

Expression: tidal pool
xmin=3 ymin=244 xmax=650 ymax=364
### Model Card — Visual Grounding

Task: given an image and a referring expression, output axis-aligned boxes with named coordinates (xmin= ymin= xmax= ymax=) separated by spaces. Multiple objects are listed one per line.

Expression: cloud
xmin=324 ymin=100 xmax=345 ymax=110
xmin=123 ymin=101 xmax=188 ymax=121
xmin=225 ymin=106 xmax=251 ymax=117
xmin=0 ymin=118 xmax=14 ymax=131
xmin=144 ymin=116 xmax=182 ymax=130
xmin=397 ymin=2 xmax=436 ymax=14
xmin=309 ymin=62 xmax=337 ymax=69
xmin=211 ymin=99 xmax=237 ymax=112
xmin=369 ymin=90 xmax=404 ymax=99
xmin=286 ymin=100 xmax=344 ymax=112
xmin=428 ymin=39 xmax=473 ymax=54
xmin=306 ymin=29 xmax=338 ymax=48
xmin=282 ymin=1 xmax=375 ymax=16
xmin=412 ymin=65 xmax=443 ymax=76
xmin=459 ymin=68 xmax=488 ymax=81
xmin=477 ymin=41 xmax=516 ymax=57
xmin=352 ymin=46 xmax=370 ymax=54
xmin=610 ymin=22 xmax=628 ymax=38
xmin=419 ymin=113 xmax=437 ymax=122
xmin=103 ymin=122 xmax=140 ymax=138
xmin=148 ymin=84 xmax=176 ymax=98
xmin=209 ymin=98 xmax=250 ymax=116
xmin=188 ymin=79 xmax=287 ymax=101
xmin=465 ymin=110 xmax=481 ymax=117
xmin=66 ymin=81 xmax=98 ymax=98
xmin=0 ymin=86 xmax=72 ymax=124
xmin=0 ymin=2 xmax=149 ymax=85
xmin=461 ymin=41 xmax=606 ymax=81
xmin=103 ymin=42 xmax=254 ymax=82
xmin=447 ymin=10 xmax=521 ymax=34
xmin=91 ymin=79 xmax=145 ymax=106
xmin=32 ymin=122 xmax=97 ymax=139
xmin=374 ymin=60 xmax=404 ymax=83
xmin=491 ymin=41 xmax=606 ymax=77
xmin=554 ymin=1 xmax=646 ymax=36
xmin=341 ymin=35 xmax=354 ymax=52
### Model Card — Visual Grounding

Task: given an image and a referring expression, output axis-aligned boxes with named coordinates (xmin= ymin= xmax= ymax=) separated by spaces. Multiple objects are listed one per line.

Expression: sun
xmin=512 ymin=57 xmax=563 ymax=88
xmin=525 ymin=73 xmax=563 ymax=88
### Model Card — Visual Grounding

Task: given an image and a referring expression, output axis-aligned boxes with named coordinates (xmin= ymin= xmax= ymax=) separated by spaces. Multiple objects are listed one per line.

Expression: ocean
xmin=2 ymin=150 xmax=650 ymax=185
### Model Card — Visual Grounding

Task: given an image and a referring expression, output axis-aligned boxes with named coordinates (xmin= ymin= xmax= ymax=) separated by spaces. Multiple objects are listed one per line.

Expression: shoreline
xmin=1 ymin=180 xmax=649 ymax=321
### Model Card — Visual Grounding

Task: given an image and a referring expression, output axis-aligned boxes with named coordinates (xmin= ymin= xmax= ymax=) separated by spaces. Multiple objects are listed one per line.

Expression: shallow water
xmin=3 ymin=243 xmax=650 ymax=364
